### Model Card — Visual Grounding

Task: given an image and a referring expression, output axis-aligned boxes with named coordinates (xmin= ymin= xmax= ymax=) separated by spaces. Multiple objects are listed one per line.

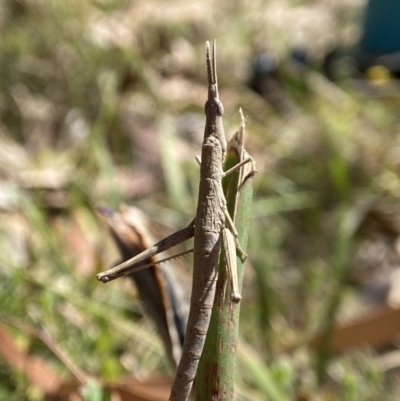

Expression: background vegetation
xmin=1 ymin=0 xmax=400 ymax=400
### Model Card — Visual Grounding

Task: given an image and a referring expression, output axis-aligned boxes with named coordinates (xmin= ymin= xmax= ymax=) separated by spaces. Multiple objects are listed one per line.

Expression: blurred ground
xmin=2 ymin=0 xmax=400 ymax=400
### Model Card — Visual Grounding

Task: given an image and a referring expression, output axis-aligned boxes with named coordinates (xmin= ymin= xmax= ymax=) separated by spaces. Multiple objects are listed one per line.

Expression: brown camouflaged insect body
xmin=169 ymin=40 xmax=228 ymax=401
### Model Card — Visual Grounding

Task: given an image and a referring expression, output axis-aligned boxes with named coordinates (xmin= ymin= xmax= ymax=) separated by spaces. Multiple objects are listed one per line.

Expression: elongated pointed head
xmin=205 ymin=41 xmax=224 ymax=117
xmin=204 ymin=40 xmax=226 ymax=159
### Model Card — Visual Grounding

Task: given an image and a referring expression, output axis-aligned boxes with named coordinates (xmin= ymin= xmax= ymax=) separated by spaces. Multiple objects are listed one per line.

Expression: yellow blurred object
xmin=365 ymin=65 xmax=393 ymax=85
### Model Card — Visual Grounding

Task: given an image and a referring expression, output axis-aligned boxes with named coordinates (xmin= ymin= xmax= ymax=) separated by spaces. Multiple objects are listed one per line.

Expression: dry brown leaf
xmin=99 ymin=205 xmax=190 ymax=368
xmin=108 ymin=376 xmax=171 ymax=401
xmin=0 ymin=322 xmax=62 ymax=396
xmin=1 ymin=317 xmax=88 ymax=385
xmin=310 ymin=306 xmax=400 ymax=353
xmin=99 ymin=207 xmax=179 ymax=368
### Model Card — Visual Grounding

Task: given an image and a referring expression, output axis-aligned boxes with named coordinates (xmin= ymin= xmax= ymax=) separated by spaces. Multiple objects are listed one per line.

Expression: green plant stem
xmin=195 ymin=121 xmax=255 ymax=401
xmin=315 ymin=204 xmax=369 ymax=384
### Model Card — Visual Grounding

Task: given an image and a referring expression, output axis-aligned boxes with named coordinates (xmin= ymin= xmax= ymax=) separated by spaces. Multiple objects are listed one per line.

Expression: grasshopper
xmin=97 ymin=41 xmax=252 ymax=401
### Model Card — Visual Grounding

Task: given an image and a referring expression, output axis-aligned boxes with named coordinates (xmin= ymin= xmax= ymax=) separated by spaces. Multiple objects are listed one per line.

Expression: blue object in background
xmin=359 ymin=0 xmax=400 ymax=56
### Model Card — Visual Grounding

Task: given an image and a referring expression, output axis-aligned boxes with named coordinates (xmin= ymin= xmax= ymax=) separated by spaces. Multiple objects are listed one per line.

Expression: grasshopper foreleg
xmin=222 ymin=228 xmax=242 ymax=303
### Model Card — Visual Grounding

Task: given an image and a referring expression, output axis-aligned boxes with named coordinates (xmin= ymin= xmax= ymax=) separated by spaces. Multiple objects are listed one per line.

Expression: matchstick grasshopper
xmin=97 ymin=41 xmax=255 ymax=401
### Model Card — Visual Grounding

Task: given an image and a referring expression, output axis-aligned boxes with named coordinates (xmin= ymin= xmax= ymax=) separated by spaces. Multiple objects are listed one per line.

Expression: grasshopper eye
xmin=216 ymin=101 xmax=224 ymax=116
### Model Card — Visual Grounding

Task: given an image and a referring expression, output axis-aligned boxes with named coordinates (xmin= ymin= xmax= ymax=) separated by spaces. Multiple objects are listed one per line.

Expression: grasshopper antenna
xmin=206 ymin=40 xmax=219 ymax=98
